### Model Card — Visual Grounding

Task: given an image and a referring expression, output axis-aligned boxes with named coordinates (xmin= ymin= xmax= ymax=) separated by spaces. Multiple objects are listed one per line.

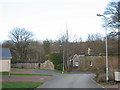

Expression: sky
xmin=0 ymin=0 xmax=112 ymax=42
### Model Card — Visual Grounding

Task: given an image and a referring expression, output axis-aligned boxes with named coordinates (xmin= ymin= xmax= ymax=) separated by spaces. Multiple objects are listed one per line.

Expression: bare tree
xmin=2 ymin=40 xmax=19 ymax=61
xmin=86 ymin=33 xmax=105 ymax=55
xmin=28 ymin=41 xmax=45 ymax=61
xmin=43 ymin=39 xmax=51 ymax=55
xmin=58 ymin=28 xmax=71 ymax=71
xmin=9 ymin=27 xmax=33 ymax=60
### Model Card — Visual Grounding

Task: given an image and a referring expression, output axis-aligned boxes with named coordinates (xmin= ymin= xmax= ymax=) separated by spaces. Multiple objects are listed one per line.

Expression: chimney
xmin=88 ymin=48 xmax=91 ymax=55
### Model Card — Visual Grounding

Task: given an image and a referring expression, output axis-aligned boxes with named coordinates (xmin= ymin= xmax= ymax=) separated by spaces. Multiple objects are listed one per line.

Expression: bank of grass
xmin=55 ymin=70 xmax=74 ymax=74
xmin=99 ymin=81 xmax=120 ymax=86
xmin=2 ymin=81 xmax=42 ymax=89
xmin=0 ymin=72 xmax=53 ymax=76
xmin=93 ymin=76 xmax=120 ymax=87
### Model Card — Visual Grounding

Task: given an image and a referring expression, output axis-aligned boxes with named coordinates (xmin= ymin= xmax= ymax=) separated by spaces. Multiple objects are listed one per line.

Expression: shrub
xmin=48 ymin=52 xmax=63 ymax=70
xmin=11 ymin=60 xmax=27 ymax=63
xmin=56 ymin=64 xmax=63 ymax=71
xmin=97 ymin=73 xmax=106 ymax=82
xmin=45 ymin=55 xmax=49 ymax=60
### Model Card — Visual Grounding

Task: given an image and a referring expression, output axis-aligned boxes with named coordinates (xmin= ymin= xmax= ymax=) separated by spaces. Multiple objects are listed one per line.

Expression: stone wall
xmin=78 ymin=56 xmax=118 ymax=81
xmin=12 ymin=63 xmax=39 ymax=69
xmin=11 ymin=60 xmax=54 ymax=70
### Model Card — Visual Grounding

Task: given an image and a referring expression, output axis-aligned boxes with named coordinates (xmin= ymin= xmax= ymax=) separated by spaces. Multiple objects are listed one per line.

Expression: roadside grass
xmin=93 ymin=76 xmax=120 ymax=87
xmin=2 ymin=81 xmax=42 ymax=89
xmin=55 ymin=70 xmax=74 ymax=74
xmin=99 ymin=81 xmax=120 ymax=86
xmin=0 ymin=72 xmax=53 ymax=76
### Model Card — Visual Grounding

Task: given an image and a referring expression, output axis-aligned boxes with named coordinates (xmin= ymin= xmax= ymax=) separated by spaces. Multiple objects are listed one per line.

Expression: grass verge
xmin=99 ymin=81 xmax=120 ymax=86
xmin=93 ymin=77 xmax=120 ymax=87
xmin=1 ymin=81 xmax=42 ymax=89
xmin=0 ymin=72 xmax=53 ymax=76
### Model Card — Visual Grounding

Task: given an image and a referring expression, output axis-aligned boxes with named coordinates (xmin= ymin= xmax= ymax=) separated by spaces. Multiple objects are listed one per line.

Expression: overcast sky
xmin=0 ymin=0 xmax=111 ymax=42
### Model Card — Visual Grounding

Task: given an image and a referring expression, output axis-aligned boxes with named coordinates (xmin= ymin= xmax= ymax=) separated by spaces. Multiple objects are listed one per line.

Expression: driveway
xmin=34 ymin=69 xmax=104 ymax=89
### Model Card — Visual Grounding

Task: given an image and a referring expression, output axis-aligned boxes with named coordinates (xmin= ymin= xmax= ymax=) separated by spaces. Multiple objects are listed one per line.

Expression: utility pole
xmin=59 ymin=44 xmax=64 ymax=73
xmin=97 ymin=14 xmax=109 ymax=82
xmin=66 ymin=25 xmax=70 ymax=71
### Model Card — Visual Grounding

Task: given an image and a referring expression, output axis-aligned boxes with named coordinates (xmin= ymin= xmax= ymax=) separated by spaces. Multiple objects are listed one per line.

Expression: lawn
xmin=1 ymin=69 xmax=51 ymax=89
xmin=0 ymin=72 xmax=53 ymax=76
xmin=0 ymin=82 xmax=2 ymax=89
xmin=2 ymin=81 xmax=42 ymax=89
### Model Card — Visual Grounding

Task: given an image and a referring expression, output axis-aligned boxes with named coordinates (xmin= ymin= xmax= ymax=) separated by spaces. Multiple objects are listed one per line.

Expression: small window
xmin=74 ymin=61 xmax=79 ymax=66
xmin=90 ymin=61 xmax=92 ymax=66
xmin=38 ymin=63 xmax=40 ymax=67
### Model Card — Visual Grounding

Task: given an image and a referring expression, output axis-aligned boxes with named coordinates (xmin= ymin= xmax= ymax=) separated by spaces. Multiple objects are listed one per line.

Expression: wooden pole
xmin=8 ymin=60 xmax=10 ymax=78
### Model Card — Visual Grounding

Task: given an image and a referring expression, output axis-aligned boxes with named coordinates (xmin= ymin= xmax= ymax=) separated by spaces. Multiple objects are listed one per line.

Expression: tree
xmin=103 ymin=1 xmax=120 ymax=57
xmin=86 ymin=33 xmax=105 ymax=55
xmin=2 ymin=40 xmax=18 ymax=61
xmin=9 ymin=27 xmax=33 ymax=60
xmin=103 ymin=1 xmax=120 ymax=29
xmin=43 ymin=39 xmax=51 ymax=55
xmin=27 ymin=41 xmax=45 ymax=61
xmin=59 ymin=28 xmax=71 ymax=71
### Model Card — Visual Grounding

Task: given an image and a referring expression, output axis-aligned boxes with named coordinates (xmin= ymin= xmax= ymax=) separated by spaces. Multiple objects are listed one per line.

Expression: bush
xmin=48 ymin=52 xmax=63 ymax=70
xmin=44 ymin=55 xmax=49 ymax=60
xmin=56 ymin=64 xmax=63 ymax=71
xmin=11 ymin=60 xmax=27 ymax=63
xmin=97 ymin=73 xmax=106 ymax=82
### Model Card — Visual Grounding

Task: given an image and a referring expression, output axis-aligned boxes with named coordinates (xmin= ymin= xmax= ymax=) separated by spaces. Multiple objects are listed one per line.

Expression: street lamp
xmin=60 ymin=45 xmax=65 ymax=73
xmin=97 ymin=14 xmax=109 ymax=82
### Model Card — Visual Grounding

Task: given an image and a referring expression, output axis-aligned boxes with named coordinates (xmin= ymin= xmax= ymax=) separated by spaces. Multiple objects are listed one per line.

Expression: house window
xmin=38 ymin=63 xmax=40 ymax=67
xmin=90 ymin=61 xmax=92 ymax=66
xmin=74 ymin=61 xmax=79 ymax=66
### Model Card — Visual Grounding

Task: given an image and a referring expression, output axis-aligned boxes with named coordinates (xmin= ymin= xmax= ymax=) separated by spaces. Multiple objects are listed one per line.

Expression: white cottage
xmin=72 ymin=54 xmax=80 ymax=67
xmin=0 ymin=48 xmax=12 ymax=72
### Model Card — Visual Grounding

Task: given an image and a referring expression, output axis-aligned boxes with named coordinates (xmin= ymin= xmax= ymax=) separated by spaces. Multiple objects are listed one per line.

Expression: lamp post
xmin=60 ymin=45 xmax=65 ymax=73
xmin=97 ymin=14 xmax=109 ymax=82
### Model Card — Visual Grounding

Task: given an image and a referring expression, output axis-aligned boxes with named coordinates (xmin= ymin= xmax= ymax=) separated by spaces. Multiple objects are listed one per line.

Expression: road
xmin=34 ymin=69 xmax=104 ymax=89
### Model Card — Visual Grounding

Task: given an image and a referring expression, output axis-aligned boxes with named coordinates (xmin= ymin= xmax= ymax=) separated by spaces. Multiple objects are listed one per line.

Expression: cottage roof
xmin=0 ymin=48 xmax=12 ymax=59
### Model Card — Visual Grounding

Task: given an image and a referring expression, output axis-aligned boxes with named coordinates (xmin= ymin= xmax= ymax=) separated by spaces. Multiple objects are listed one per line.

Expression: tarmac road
xmin=34 ymin=69 xmax=104 ymax=89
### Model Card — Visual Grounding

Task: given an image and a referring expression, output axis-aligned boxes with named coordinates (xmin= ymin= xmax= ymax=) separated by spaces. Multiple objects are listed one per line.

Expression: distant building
xmin=70 ymin=54 xmax=80 ymax=67
xmin=0 ymin=48 xmax=12 ymax=72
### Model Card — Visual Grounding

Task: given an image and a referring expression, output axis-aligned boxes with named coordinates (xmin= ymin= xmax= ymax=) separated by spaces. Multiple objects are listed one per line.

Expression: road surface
xmin=34 ymin=69 xmax=104 ymax=89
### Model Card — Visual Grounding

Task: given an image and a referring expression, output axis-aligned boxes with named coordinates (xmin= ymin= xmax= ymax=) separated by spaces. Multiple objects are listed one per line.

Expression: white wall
xmin=0 ymin=59 xmax=11 ymax=72
xmin=73 ymin=61 xmax=79 ymax=67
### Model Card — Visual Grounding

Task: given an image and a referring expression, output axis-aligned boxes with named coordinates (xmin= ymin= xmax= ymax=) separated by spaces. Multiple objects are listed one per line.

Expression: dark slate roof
xmin=0 ymin=48 xmax=12 ymax=58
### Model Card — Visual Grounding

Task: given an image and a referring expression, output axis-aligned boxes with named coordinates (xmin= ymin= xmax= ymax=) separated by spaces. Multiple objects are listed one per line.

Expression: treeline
xmin=2 ymin=27 xmax=119 ymax=63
